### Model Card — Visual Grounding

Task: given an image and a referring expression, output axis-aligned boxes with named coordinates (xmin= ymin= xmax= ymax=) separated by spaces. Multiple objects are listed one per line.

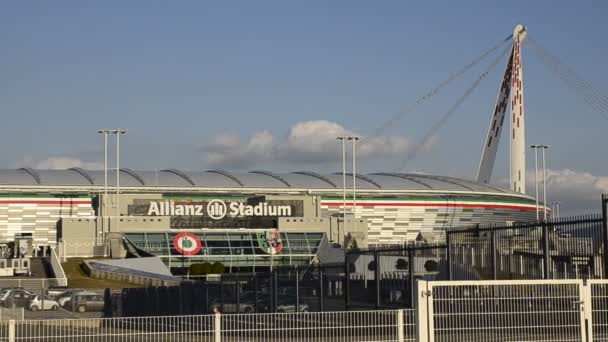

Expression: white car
xmin=29 ymin=295 xmax=59 ymax=311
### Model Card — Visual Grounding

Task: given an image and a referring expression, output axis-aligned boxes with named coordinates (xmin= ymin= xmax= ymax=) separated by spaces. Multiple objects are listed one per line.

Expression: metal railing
xmin=48 ymin=248 xmax=67 ymax=287
xmin=0 ymin=309 xmax=415 ymax=341
xmin=0 ymin=278 xmax=67 ymax=292
xmin=58 ymin=238 xmax=109 ymax=260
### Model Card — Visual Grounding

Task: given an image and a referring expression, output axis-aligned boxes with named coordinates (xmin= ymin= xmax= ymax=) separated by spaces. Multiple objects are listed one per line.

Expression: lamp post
xmin=111 ymin=129 xmax=127 ymax=231
xmin=530 ymin=145 xmax=540 ymax=221
xmin=551 ymin=201 xmax=561 ymax=219
xmin=337 ymin=137 xmax=347 ymax=246
xmin=348 ymin=136 xmax=359 ymax=244
xmin=539 ymin=145 xmax=550 ymax=221
xmin=97 ymin=129 xmax=110 ymax=237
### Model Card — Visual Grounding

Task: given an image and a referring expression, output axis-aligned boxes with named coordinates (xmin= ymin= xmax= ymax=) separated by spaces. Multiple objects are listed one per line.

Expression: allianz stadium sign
xmin=146 ymin=200 xmax=292 ymax=220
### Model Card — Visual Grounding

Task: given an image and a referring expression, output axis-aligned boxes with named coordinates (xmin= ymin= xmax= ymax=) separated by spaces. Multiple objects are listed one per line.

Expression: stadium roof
xmin=0 ymin=168 xmax=516 ymax=194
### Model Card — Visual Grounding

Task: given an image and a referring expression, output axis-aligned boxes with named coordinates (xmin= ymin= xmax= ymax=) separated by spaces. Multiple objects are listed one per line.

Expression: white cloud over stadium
xmin=198 ymin=120 xmax=417 ymax=169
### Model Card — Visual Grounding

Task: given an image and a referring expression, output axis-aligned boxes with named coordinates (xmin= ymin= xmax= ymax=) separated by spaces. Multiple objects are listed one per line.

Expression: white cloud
xmin=198 ymin=120 xmax=418 ymax=169
xmin=498 ymin=168 xmax=608 ymax=215
xmin=15 ymin=156 xmax=103 ymax=170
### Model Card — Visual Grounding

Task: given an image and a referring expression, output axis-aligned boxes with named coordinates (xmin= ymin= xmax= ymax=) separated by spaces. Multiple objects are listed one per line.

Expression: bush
xmin=211 ymin=262 xmax=225 ymax=274
xmin=201 ymin=262 xmax=212 ymax=275
xmin=424 ymin=260 xmax=438 ymax=272
xmin=396 ymin=258 xmax=408 ymax=270
xmin=367 ymin=261 xmax=376 ymax=271
xmin=189 ymin=263 xmax=204 ymax=276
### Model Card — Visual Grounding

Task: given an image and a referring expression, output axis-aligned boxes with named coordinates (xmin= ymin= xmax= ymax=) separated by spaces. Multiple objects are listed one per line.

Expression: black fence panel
xmin=446 ymin=214 xmax=605 ymax=280
xmin=344 ymin=243 xmax=447 ymax=310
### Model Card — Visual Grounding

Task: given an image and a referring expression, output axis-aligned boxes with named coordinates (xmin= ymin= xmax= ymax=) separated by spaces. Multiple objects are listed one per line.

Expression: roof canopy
xmin=0 ymin=168 xmax=514 ymax=194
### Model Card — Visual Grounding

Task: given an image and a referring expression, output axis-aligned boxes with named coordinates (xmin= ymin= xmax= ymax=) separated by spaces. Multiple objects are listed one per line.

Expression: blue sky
xmin=1 ymin=1 xmax=607 ymax=212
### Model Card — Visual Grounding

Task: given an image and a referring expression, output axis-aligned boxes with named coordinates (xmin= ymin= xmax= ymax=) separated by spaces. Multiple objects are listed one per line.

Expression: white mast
xmin=476 ymin=24 xmax=527 ymax=195
xmin=510 ymin=24 xmax=527 ymax=194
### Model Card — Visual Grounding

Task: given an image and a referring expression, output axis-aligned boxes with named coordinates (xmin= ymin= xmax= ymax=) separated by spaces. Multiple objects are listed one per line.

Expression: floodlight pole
xmin=337 ymin=136 xmax=347 ymax=245
xmin=530 ymin=145 xmax=540 ymax=221
xmin=111 ymin=129 xmax=127 ymax=232
xmin=540 ymin=145 xmax=550 ymax=221
xmin=97 ymin=129 xmax=110 ymax=237
xmin=349 ymin=136 xmax=359 ymax=245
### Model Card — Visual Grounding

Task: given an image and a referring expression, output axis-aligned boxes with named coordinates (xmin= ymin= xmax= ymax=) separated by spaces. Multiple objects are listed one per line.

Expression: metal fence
xmin=345 ymin=244 xmax=448 ymax=310
xmin=0 ymin=278 xmax=68 ymax=292
xmin=0 ymin=309 xmax=415 ymax=341
xmin=339 ymin=208 xmax=607 ymax=310
xmin=446 ymin=213 xmax=606 ymax=281
xmin=2 ymin=279 xmax=608 ymax=341
xmin=418 ymin=279 xmax=584 ymax=341
xmin=113 ymin=264 xmax=348 ymax=317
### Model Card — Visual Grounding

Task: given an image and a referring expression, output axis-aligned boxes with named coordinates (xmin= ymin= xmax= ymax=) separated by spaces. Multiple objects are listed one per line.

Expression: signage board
xmin=128 ymin=198 xmax=303 ymax=229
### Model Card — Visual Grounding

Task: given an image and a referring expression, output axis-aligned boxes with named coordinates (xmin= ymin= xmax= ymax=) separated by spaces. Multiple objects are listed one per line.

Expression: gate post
xmin=602 ymin=194 xmax=608 ymax=278
xmin=344 ymin=252 xmax=350 ymax=311
xmin=446 ymin=232 xmax=452 ymax=280
xmin=214 ymin=312 xmax=221 ymax=342
xmin=8 ymin=319 xmax=15 ymax=342
xmin=374 ymin=250 xmax=381 ymax=309
xmin=581 ymin=280 xmax=593 ymax=341
xmin=408 ymin=248 xmax=414 ymax=308
xmin=319 ymin=265 xmax=324 ymax=311
xmin=491 ymin=226 xmax=497 ymax=280
xmin=542 ymin=221 xmax=551 ymax=279
xmin=397 ymin=309 xmax=404 ymax=342
xmin=415 ymin=280 xmax=429 ymax=342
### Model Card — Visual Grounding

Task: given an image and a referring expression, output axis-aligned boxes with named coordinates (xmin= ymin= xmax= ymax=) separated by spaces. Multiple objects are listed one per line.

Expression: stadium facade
xmin=0 ymin=168 xmax=540 ymax=271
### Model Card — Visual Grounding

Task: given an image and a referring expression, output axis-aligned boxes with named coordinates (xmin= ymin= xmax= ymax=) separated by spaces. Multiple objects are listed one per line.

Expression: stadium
xmin=0 ymin=167 xmax=540 ymax=272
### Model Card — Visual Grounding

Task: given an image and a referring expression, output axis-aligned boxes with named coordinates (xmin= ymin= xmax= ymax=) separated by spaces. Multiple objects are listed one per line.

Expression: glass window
xmin=125 ymin=233 xmax=146 ymax=248
xmin=145 ymin=233 xmax=169 ymax=255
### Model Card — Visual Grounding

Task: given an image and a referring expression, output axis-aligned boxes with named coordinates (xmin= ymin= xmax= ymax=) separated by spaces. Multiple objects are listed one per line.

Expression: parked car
xmin=209 ymin=295 xmax=258 ymax=314
xmin=256 ymin=295 xmax=310 ymax=313
xmin=63 ymin=293 xmax=105 ymax=313
xmin=46 ymin=288 xmax=71 ymax=299
xmin=56 ymin=289 xmax=93 ymax=307
xmin=29 ymin=295 xmax=59 ymax=311
xmin=0 ymin=288 xmax=36 ymax=308
xmin=276 ymin=296 xmax=310 ymax=313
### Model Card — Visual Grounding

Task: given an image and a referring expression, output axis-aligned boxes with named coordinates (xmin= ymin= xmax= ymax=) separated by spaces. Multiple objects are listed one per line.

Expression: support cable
xmin=362 ymin=34 xmax=514 ymax=145
xmin=526 ymin=35 xmax=608 ymax=121
xmin=528 ymin=40 xmax=608 ymax=113
xmin=396 ymin=44 xmax=512 ymax=171
xmin=527 ymin=35 xmax=608 ymax=109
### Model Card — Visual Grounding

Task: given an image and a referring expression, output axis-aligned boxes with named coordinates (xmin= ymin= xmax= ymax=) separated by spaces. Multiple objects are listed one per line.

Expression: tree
xmin=201 ymin=262 xmax=212 ymax=275
xmin=396 ymin=258 xmax=408 ymax=270
xmin=189 ymin=263 xmax=204 ymax=276
xmin=367 ymin=260 xmax=376 ymax=271
xmin=424 ymin=260 xmax=438 ymax=272
xmin=211 ymin=262 xmax=225 ymax=274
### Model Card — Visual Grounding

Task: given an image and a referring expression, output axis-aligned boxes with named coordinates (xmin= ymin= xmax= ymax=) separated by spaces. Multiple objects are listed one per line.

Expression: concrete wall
xmin=278 ymin=217 xmax=368 ymax=249
xmin=0 ymin=195 xmax=94 ymax=246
